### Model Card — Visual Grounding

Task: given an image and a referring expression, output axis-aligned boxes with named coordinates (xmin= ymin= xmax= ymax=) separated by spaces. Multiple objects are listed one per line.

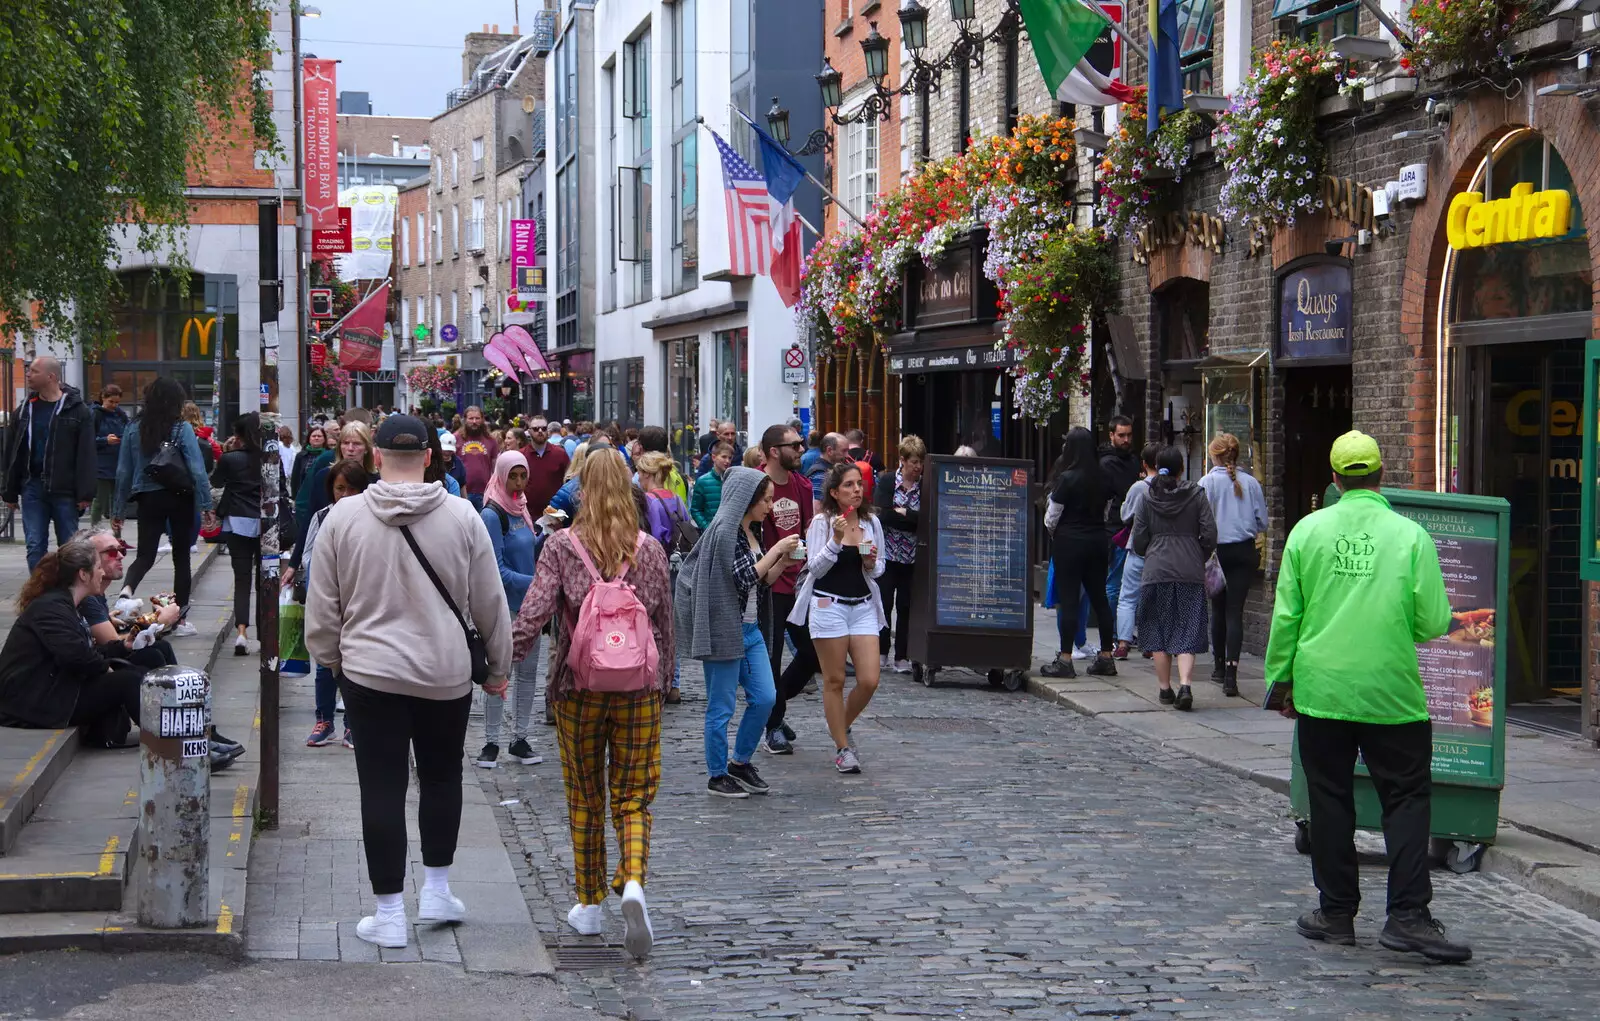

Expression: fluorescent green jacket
xmin=1264 ymin=488 xmax=1451 ymax=724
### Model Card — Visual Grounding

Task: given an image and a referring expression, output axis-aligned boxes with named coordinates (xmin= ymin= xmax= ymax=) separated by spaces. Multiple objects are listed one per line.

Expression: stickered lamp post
xmin=258 ymin=413 xmax=282 ymax=826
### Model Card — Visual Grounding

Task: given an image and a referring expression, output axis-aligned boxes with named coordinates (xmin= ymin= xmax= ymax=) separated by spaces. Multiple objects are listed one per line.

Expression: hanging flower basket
xmin=405 ymin=364 xmax=458 ymax=400
xmin=1097 ymin=88 xmax=1207 ymax=239
xmin=1407 ymin=0 xmax=1544 ymax=77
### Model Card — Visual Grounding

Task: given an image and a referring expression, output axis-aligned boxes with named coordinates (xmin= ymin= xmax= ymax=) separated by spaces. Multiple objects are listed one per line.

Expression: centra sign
xmin=1447 ymin=182 xmax=1572 ymax=250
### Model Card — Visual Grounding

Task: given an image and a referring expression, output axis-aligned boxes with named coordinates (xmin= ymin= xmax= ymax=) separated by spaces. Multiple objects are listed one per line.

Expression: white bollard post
xmin=135 ymin=665 xmax=211 ymax=928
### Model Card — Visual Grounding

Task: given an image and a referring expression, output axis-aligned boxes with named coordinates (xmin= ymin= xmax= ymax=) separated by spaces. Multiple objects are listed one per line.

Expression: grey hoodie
xmin=676 ymin=467 xmax=765 ymax=661
xmin=305 ymin=480 xmax=512 ymax=700
xmin=1131 ymin=480 xmax=1218 ymax=587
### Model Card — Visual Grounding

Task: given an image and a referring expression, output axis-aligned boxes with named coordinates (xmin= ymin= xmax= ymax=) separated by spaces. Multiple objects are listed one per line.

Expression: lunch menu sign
xmin=1385 ymin=490 xmax=1510 ymax=785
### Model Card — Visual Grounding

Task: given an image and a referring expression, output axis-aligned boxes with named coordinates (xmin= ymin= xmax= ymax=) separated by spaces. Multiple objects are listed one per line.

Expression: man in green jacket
xmin=1266 ymin=431 xmax=1470 ymax=963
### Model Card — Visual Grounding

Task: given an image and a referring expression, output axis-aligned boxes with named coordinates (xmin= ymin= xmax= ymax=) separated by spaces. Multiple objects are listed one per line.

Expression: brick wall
xmin=821 ymin=1 xmax=901 ymax=235
xmin=337 ymin=114 xmax=431 ymax=158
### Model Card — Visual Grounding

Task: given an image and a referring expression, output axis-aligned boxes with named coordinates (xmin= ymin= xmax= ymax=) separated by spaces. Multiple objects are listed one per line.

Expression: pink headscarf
xmin=483 ymin=451 xmax=536 ymax=532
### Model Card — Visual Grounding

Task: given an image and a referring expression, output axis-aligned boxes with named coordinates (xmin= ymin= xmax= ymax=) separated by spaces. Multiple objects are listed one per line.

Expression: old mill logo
xmin=1447 ymin=182 xmax=1572 ymax=249
xmin=179 ymin=316 xmax=215 ymax=357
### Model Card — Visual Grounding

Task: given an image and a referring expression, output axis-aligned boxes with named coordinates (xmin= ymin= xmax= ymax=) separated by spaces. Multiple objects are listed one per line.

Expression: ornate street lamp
xmin=815 ymin=58 xmax=843 ymax=111
xmin=948 ymin=0 xmax=977 ymax=22
xmin=767 ymin=97 xmax=791 ymax=145
xmin=860 ymin=22 xmax=891 ymax=83
xmin=899 ymin=0 xmax=929 ymax=52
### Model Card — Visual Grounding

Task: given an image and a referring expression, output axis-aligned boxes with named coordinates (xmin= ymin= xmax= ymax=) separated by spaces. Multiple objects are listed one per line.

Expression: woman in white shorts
xmin=789 ymin=462 xmax=886 ymax=774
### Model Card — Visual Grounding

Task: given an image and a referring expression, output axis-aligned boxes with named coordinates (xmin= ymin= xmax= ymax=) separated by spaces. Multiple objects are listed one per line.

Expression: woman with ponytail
xmin=0 ymin=541 xmax=146 ymax=744
xmin=1197 ymin=433 xmax=1268 ymax=695
xmin=1132 ymin=447 xmax=1217 ymax=711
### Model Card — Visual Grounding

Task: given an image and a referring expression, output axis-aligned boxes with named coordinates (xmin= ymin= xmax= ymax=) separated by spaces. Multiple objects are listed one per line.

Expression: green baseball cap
xmin=1329 ymin=430 xmax=1382 ymax=476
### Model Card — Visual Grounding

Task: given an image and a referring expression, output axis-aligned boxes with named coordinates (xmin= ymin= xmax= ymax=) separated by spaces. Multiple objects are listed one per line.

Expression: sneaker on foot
xmin=507 ymin=738 xmax=543 ymax=765
xmin=169 ymin=621 xmax=197 ymax=638
xmin=1072 ymin=644 xmax=1096 ymax=660
xmin=779 ymin=722 xmax=796 ymax=742
xmin=802 ymin=680 xmax=818 ymax=695
xmin=1112 ymin=641 xmax=1131 ymax=661
xmin=1379 ymin=911 xmax=1472 ymax=963
xmin=341 ymin=728 xmax=355 ymax=749
xmin=726 ymin=761 xmax=770 ymax=795
xmin=475 ymin=742 xmax=499 ymax=768
xmin=1297 ymin=909 xmax=1356 ymax=945
xmin=233 ymin=635 xmax=248 ymax=656
xmin=893 ymin=659 xmax=912 ymax=673
xmin=764 ymin=728 xmax=793 ymax=755
xmin=567 ymin=902 xmax=605 ymax=936
xmin=418 ymin=887 xmax=466 ymax=923
xmin=620 ymin=880 xmax=653 ymax=959
xmin=157 ymin=540 xmax=172 ymax=555
xmin=306 ymin=721 xmax=335 ymax=747
xmin=706 ymin=774 xmax=749 ymax=798
xmin=211 ymin=729 xmax=242 ymax=752
xmin=356 ymin=912 xmax=408 ymax=948
xmin=880 ymin=653 xmax=891 ymax=669
xmin=834 ymin=748 xmax=862 ymax=774
xmin=1086 ymin=655 xmax=1117 ymax=676
xmin=1175 ymin=685 xmax=1194 ymax=711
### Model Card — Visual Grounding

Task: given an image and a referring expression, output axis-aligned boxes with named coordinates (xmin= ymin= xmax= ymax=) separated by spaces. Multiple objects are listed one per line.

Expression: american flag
xmin=711 ymin=127 xmax=773 ymax=276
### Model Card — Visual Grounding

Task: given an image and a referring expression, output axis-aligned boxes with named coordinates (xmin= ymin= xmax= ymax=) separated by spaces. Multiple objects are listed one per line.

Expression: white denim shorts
xmin=809 ymin=595 xmax=878 ymax=639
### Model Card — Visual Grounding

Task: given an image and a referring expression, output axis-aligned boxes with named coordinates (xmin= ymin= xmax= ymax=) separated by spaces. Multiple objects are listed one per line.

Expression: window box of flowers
xmin=1097 ymin=87 xmax=1208 ymax=239
xmin=1407 ymin=0 xmax=1549 ymax=77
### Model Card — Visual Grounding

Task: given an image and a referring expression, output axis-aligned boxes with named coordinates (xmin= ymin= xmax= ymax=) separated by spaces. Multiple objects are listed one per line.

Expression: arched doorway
xmin=1152 ymin=276 xmax=1210 ymax=481
xmin=1445 ymin=132 xmax=1592 ymax=729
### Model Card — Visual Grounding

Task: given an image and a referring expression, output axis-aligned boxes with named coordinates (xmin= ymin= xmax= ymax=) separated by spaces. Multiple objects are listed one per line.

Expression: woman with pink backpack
xmin=511 ymin=451 xmax=675 ymax=960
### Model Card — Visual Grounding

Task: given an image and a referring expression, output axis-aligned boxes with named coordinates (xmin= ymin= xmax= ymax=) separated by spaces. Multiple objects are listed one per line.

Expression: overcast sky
xmin=301 ymin=0 xmax=528 ymax=118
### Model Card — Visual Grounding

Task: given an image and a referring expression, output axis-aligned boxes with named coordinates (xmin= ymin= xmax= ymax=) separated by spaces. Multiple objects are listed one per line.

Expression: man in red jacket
xmin=454 ymin=406 xmax=500 ymax=511
xmin=519 ymin=414 xmax=569 ymax=513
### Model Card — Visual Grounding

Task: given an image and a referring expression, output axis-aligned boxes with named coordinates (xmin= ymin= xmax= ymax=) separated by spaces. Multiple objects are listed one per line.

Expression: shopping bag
xmin=1042 ymin=559 xmax=1058 ymax=609
xmin=1204 ymin=554 xmax=1226 ymax=598
xmin=280 ymin=589 xmax=310 ymax=676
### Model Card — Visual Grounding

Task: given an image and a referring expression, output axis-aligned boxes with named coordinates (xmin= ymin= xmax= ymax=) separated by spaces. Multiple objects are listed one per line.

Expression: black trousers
xmin=70 ymin=667 xmax=144 ymax=728
xmin=224 ymin=533 xmax=261 ymax=631
xmin=878 ymin=560 xmax=914 ymax=661
xmin=127 ymin=641 xmax=177 ymax=669
xmin=1297 ymin=714 xmax=1433 ymax=918
xmin=124 ymin=489 xmax=197 ymax=612
xmin=762 ymin=590 xmax=818 ymax=731
xmin=1209 ymin=539 xmax=1256 ymax=664
xmin=338 ymin=676 xmax=472 ymax=895
xmin=1053 ymin=536 xmax=1114 ymax=653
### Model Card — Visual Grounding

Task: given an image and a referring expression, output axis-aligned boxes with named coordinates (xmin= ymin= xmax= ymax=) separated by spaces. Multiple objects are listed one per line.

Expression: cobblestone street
xmin=482 ymin=666 xmax=1600 ymax=1021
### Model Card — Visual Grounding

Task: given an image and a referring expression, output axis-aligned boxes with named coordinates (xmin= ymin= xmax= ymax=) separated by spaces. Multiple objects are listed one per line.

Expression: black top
xmin=815 ymin=545 xmax=871 ymax=599
xmin=1 ymin=386 xmax=96 ymax=505
xmin=212 ymin=449 xmax=262 ymax=519
xmin=1050 ymin=468 xmax=1110 ymax=544
xmin=0 ymin=589 xmax=110 ymax=728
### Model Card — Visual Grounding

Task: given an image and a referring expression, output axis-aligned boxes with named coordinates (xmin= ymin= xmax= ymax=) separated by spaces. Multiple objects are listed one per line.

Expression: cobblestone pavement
xmin=481 ymin=664 xmax=1600 ymax=1021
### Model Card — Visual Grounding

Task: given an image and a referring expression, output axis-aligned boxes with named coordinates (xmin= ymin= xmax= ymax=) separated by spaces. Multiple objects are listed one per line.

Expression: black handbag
xmin=399 ymin=524 xmax=489 ymax=685
xmin=144 ymin=426 xmax=192 ymax=494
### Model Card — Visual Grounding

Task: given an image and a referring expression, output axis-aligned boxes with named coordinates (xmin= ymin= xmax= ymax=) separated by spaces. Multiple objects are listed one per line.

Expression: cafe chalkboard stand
xmin=1287 ymin=488 xmax=1510 ymax=874
xmin=907 ymin=455 xmax=1035 ymax=691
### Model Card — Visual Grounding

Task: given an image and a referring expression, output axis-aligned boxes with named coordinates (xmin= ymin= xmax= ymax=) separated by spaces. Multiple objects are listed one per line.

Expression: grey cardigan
xmin=1131 ymin=480 xmax=1218 ymax=586
xmin=676 ymin=467 xmax=767 ymax=661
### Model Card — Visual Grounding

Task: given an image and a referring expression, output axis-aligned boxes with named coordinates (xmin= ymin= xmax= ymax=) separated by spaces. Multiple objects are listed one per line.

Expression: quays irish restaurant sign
xmin=1277 ymin=260 xmax=1352 ymax=363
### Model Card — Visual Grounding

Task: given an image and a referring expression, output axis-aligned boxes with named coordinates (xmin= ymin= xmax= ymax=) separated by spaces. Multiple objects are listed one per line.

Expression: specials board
xmin=927 ymin=457 xmax=1033 ymax=632
xmin=1383 ymin=489 xmax=1510 ymax=787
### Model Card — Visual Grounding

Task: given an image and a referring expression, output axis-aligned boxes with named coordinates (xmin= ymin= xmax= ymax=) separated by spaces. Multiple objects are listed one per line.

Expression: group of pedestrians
xmin=1043 ymin=417 xmax=1267 ymax=710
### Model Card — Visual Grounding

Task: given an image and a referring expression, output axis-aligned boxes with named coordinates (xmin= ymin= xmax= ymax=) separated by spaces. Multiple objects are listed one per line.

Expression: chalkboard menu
xmin=930 ymin=459 xmax=1032 ymax=630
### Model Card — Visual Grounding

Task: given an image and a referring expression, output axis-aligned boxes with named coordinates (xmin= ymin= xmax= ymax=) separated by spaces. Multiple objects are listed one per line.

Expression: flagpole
xmin=1074 ymin=0 xmax=1140 ymax=52
xmin=710 ymin=111 xmax=868 ymax=229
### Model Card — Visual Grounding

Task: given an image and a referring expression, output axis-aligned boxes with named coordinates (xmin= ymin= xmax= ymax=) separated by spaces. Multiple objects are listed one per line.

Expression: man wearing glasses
xmin=520 ymin=415 xmax=570 ymax=515
xmin=757 ymin=424 xmax=819 ymax=755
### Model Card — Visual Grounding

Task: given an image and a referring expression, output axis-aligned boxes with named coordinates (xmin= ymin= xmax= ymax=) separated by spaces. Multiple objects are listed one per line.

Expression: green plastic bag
xmin=280 ymin=589 xmax=310 ymax=676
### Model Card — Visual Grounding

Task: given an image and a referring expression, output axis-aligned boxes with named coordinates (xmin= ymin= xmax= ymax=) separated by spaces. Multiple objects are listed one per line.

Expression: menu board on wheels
xmin=1382 ymin=489 xmax=1509 ymax=788
xmin=909 ymin=456 xmax=1034 ymax=672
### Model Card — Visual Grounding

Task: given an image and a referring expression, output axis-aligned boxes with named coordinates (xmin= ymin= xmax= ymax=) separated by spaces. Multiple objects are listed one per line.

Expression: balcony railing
xmin=531 ymin=10 xmax=556 ymax=55
xmin=530 ymin=107 xmax=546 ymax=160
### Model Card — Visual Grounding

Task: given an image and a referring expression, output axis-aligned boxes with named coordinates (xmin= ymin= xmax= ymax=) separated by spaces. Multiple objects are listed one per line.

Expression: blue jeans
xmin=485 ymin=635 xmax=543 ymax=744
xmin=21 ymin=478 xmax=80 ymax=571
xmin=702 ymin=622 xmax=777 ymax=778
xmin=1106 ymin=545 xmax=1127 ymax=607
xmin=1116 ymin=552 xmax=1144 ymax=643
xmin=314 ymin=664 xmax=340 ymax=724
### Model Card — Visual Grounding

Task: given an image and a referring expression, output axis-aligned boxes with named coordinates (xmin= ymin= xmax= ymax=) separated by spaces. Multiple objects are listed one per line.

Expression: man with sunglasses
xmin=757 ymin=424 xmax=819 ymax=755
xmin=519 ymin=414 xmax=570 ymax=515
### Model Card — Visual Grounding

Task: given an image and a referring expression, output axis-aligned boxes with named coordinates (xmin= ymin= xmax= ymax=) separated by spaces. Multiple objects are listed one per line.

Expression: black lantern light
xmin=860 ymin=22 xmax=890 ymax=82
xmin=815 ymin=58 xmax=843 ymax=110
xmin=478 ymin=304 xmax=490 ymax=330
xmin=949 ymin=0 xmax=977 ymax=22
xmin=899 ymin=0 xmax=929 ymax=52
xmin=767 ymin=97 xmax=791 ymax=145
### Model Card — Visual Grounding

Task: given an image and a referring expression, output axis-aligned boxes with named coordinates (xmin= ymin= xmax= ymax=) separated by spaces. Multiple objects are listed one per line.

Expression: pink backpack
xmin=566 ymin=532 xmax=660 ymax=693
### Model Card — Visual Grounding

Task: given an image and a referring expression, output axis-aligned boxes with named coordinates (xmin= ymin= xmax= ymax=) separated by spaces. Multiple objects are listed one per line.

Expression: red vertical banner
xmin=303 ymin=59 xmax=341 ymax=251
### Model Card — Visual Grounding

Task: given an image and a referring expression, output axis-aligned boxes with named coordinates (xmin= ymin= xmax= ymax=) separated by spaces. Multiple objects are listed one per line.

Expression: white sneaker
xmin=880 ymin=653 xmax=891 ymax=669
xmin=620 ymin=880 xmax=653 ymax=958
xmin=567 ymin=902 xmax=605 ymax=936
xmin=418 ymin=886 xmax=466 ymax=923
xmin=1072 ymin=644 xmax=1096 ymax=660
xmin=356 ymin=911 xmax=408 ymax=948
xmin=157 ymin=540 xmax=172 ymax=554
xmin=190 ymin=543 xmax=200 ymax=554
xmin=893 ymin=659 xmax=912 ymax=673
xmin=169 ymin=621 xmax=198 ymax=638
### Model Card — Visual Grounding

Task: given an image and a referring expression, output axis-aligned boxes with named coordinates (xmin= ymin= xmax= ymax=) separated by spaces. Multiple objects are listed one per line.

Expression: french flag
xmin=749 ymin=117 xmax=809 ymax=307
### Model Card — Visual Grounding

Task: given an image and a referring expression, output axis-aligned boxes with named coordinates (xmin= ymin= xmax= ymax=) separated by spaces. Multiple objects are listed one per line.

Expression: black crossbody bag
xmin=399 ymin=524 xmax=489 ymax=686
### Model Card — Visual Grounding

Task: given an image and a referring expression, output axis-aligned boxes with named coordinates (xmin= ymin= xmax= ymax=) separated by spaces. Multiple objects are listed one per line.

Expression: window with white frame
xmin=471 ymin=284 xmax=485 ymax=341
xmin=416 ymin=213 xmax=426 ymax=263
xmin=401 ymin=216 xmax=411 ymax=267
xmin=433 ymin=294 xmax=442 ymax=335
xmin=843 ymin=116 xmax=879 ymax=232
xmin=471 ymin=136 xmax=485 ymax=178
xmin=451 ymin=150 xmax=460 ymax=187
xmin=400 ymin=295 xmax=409 ymax=340
xmin=452 ymin=206 xmax=460 ymax=255
xmin=470 ymin=196 xmax=485 ymax=252
xmin=434 ymin=156 xmax=443 ymax=192
xmin=433 ymin=212 xmax=442 ymax=262
xmin=450 ymin=290 xmax=459 ymax=330
xmin=416 ymin=296 xmax=426 ymax=340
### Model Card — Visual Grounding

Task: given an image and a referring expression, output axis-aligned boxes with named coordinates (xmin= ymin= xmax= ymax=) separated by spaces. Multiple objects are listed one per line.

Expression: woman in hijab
xmin=477 ymin=452 xmax=545 ymax=768
xmin=676 ymin=467 xmax=799 ymax=798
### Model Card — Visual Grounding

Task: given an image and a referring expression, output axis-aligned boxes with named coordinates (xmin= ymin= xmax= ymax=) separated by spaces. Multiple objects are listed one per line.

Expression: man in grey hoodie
xmin=306 ymin=414 xmax=512 ymax=951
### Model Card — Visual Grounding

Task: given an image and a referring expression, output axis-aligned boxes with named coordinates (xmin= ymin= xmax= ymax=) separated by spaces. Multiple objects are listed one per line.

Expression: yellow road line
xmin=0 ymin=731 xmax=63 ymax=811
xmin=216 ymin=902 xmax=233 ymax=934
xmin=98 ymin=835 xmax=120 ymax=875
xmin=0 ymin=869 xmax=98 ymax=879
xmin=232 ymin=784 xmax=249 ymax=818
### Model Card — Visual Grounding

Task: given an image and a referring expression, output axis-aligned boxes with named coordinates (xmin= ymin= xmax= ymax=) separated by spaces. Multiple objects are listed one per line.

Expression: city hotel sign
xmin=1277 ymin=260 xmax=1352 ymax=363
xmin=1447 ymin=183 xmax=1572 ymax=249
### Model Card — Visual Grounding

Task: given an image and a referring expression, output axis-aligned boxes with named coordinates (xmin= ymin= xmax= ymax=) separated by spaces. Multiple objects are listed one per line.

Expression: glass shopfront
xmin=663 ymin=336 xmax=699 ymax=475
xmin=1447 ymin=132 xmax=1591 ymax=733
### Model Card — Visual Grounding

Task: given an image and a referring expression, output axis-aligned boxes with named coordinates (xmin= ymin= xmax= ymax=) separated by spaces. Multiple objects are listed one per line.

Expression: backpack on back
xmin=648 ymin=489 xmax=699 ymax=558
xmin=566 ymin=532 xmax=659 ymax=693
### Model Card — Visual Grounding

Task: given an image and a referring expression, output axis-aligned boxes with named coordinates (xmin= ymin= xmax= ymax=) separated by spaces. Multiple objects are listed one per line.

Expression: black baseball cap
xmin=373 ymin=414 xmax=431 ymax=451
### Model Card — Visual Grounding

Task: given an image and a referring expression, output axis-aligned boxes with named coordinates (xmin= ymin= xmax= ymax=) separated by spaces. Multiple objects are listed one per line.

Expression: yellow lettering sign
xmin=1503 ymin=389 xmax=1583 ymax=437
xmin=180 ymin=317 xmax=215 ymax=358
xmin=1447 ymin=184 xmax=1572 ymax=249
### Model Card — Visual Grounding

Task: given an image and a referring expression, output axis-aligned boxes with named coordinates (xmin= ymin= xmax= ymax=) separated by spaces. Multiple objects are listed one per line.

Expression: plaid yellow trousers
xmin=554 ymin=689 xmax=662 ymax=904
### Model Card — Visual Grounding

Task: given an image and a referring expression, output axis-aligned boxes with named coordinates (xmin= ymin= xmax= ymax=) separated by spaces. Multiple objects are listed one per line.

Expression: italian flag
xmin=1017 ymin=0 xmax=1136 ymax=108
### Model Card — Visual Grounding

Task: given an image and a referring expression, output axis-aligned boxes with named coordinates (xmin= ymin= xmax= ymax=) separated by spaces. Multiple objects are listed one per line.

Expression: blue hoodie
xmin=481 ymin=501 xmax=540 ymax=612
xmin=92 ymin=403 xmax=129 ymax=481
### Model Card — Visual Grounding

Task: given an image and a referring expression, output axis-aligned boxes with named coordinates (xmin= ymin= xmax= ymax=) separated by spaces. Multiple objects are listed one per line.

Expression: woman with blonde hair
xmin=512 ymin=450 xmax=674 ymax=958
xmin=1197 ymin=433 xmax=1267 ymax=696
xmin=548 ymin=441 xmax=591 ymax=518
xmin=298 ymin=421 xmax=376 ymax=535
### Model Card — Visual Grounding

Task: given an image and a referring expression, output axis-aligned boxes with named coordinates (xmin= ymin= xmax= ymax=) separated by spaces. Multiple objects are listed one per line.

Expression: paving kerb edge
xmin=1026 ymin=673 xmax=1600 ymax=923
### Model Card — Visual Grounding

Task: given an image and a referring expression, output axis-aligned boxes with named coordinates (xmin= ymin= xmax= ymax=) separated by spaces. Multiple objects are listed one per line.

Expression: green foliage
xmin=0 ymin=0 xmax=277 ymax=352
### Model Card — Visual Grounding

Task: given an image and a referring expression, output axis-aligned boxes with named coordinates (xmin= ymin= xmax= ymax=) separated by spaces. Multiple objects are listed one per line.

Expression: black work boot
xmin=1380 ymin=911 xmax=1472 ymax=963
xmin=1040 ymin=656 xmax=1075 ymax=678
xmin=1210 ymin=658 xmax=1225 ymax=684
xmin=1296 ymin=909 xmax=1356 ymax=946
xmin=1222 ymin=665 xmax=1239 ymax=697
xmin=1085 ymin=653 xmax=1117 ymax=676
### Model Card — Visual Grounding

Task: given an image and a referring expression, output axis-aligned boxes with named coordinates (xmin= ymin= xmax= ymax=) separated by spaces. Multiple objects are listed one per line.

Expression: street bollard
xmin=135 ymin=665 xmax=211 ymax=928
